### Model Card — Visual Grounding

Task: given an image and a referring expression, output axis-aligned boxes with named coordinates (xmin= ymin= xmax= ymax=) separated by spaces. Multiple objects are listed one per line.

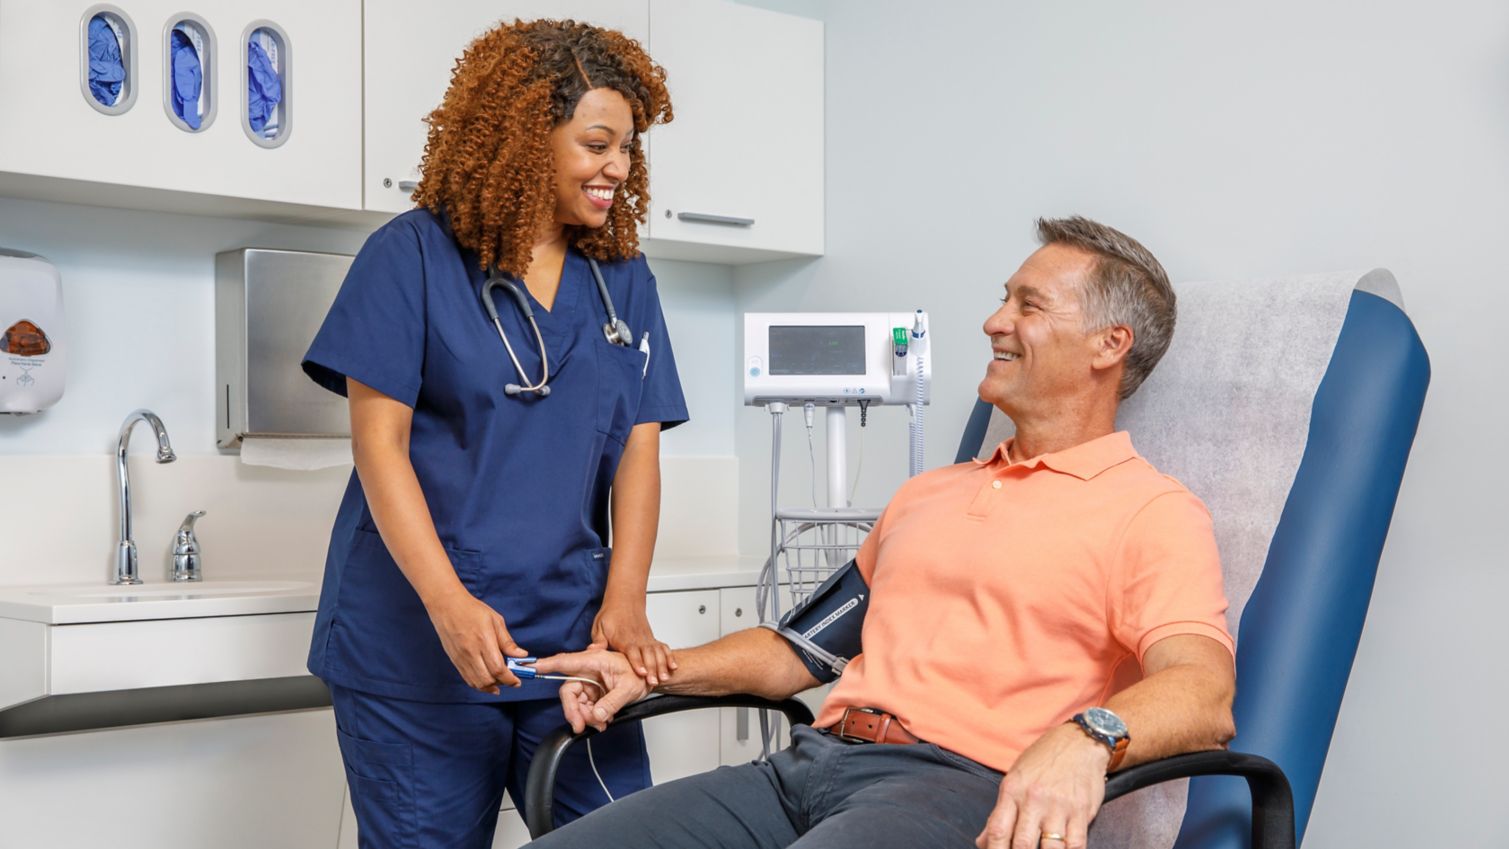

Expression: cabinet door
xmin=717 ymin=584 xmax=767 ymax=765
xmin=717 ymin=584 xmax=818 ymax=766
xmin=1 ymin=710 xmax=343 ymax=849
xmin=363 ymin=0 xmax=649 ymax=213
xmin=0 ymin=0 xmax=362 ymax=210
xmin=642 ymin=588 xmax=723 ymax=783
xmin=645 ymin=0 xmax=823 ymax=259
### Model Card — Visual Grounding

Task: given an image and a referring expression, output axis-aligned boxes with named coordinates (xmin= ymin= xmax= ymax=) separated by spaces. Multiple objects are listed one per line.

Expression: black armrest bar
xmin=524 ymin=694 xmax=816 ymax=839
xmin=1103 ymin=750 xmax=1295 ymax=849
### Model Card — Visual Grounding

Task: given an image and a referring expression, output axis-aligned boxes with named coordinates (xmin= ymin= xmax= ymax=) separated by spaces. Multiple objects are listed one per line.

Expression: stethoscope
xmin=480 ymin=256 xmax=633 ymax=397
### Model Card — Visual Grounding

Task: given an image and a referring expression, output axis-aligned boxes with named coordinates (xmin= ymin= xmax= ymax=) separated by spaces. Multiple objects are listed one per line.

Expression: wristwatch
xmin=1071 ymin=707 xmax=1130 ymax=771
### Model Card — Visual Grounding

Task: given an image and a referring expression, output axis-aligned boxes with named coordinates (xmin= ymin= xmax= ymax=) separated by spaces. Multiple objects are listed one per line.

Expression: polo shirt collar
xmin=974 ymin=431 xmax=1138 ymax=481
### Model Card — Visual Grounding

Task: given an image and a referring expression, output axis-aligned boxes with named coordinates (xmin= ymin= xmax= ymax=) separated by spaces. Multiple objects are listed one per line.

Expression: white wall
xmin=734 ymin=1 xmax=1508 ymax=846
xmin=0 ymin=196 xmax=740 ymax=585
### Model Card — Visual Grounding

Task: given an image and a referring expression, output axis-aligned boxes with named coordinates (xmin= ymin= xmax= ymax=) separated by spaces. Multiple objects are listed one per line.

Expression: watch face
xmin=1086 ymin=707 xmax=1128 ymax=738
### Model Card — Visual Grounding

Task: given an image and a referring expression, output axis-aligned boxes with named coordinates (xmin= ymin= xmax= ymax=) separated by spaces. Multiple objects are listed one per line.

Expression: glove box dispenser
xmin=214 ymin=248 xmax=351 ymax=448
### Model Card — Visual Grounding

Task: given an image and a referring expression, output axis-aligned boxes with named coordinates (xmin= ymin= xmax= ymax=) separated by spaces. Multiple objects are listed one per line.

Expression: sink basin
xmin=0 ymin=579 xmax=319 ymax=624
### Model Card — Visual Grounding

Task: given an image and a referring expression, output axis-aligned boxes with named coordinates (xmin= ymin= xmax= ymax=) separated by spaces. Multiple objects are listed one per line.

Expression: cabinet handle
xmin=698 ymin=604 xmax=707 ymax=614
xmin=398 ymin=180 xmax=419 ymax=193
xmin=676 ymin=211 xmax=755 ymax=227
xmin=734 ymin=607 xmax=743 ymax=618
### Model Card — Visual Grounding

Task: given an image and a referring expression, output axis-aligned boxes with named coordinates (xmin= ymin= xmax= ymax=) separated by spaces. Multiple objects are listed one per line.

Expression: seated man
xmin=531 ymin=217 xmax=1236 ymax=849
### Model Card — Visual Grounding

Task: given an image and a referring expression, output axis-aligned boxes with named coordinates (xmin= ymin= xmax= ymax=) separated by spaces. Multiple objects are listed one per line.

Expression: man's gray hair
xmin=1036 ymin=216 xmax=1175 ymax=399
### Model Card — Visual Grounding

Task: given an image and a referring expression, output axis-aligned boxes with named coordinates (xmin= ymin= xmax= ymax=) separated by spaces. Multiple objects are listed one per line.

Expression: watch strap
xmin=1106 ymin=735 xmax=1128 ymax=772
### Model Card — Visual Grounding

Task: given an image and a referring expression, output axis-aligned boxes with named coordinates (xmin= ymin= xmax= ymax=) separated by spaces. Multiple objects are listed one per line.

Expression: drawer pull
xmin=676 ymin=211 xmax=755 ymax=227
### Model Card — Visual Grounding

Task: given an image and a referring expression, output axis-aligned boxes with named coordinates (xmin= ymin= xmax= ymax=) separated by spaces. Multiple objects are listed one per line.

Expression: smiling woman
xmin=298 ymin=18 xmax=687 ymax=849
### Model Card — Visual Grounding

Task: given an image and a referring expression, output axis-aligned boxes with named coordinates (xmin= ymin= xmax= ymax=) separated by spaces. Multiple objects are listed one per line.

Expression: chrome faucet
xmin=115 ymin=409 xmax=176 ymax=585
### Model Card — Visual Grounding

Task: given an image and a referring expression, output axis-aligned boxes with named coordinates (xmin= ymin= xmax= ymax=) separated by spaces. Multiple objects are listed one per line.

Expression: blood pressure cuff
xmin=762 ymin=558 xmax=869 ymax=683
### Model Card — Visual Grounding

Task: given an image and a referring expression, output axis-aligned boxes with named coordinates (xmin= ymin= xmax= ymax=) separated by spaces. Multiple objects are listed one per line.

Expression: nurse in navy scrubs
xmin=300 ymin=20 xmax=685 ymax=847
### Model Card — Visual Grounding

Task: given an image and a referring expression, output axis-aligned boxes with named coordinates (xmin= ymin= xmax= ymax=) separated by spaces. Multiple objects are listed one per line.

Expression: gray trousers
xmin=526 ymin=725 xmax=1003 ymax=849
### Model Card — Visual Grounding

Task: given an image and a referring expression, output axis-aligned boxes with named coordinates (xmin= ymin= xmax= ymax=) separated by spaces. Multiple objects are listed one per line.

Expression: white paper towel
xmin=239 ymin=437 xmax=352 ymax=470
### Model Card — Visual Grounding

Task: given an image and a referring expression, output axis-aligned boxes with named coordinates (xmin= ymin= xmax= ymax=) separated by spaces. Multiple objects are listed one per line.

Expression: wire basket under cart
xmin=759 ymin=507 xmax=881 ymax=625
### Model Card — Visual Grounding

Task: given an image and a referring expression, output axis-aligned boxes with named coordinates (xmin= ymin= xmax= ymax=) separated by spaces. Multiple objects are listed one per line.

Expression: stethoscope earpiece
xmin=482 ymin=257 xmax=629 ymax=399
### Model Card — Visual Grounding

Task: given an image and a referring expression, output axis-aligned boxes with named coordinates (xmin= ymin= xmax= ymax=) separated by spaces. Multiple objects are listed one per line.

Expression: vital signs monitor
xmin=743 ymin=312 xmax=932 ymax=406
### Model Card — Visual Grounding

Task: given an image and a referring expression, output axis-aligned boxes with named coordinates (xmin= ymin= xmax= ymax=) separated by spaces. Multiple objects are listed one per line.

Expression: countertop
xmin=0 ymin=554 xmax=766 ymax=624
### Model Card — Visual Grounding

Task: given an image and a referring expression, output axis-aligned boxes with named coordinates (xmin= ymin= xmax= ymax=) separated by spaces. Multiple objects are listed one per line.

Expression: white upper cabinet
xmin=363 ymin=0 xmax=824 ymax=263
xmin=362 ymin=0 xmax=650 ymax=214
xmin=644 ymin=0 xmax=823 ymax=262
xmin=0 ymin=0 xmax=363 ymax=211
xmin=0 ymin=1 xmax=824 ymax=264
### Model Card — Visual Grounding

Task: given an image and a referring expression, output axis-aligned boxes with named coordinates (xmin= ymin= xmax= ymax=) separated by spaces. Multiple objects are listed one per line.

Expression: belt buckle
xmin=838 ymin=706 xmax=885 ymax=744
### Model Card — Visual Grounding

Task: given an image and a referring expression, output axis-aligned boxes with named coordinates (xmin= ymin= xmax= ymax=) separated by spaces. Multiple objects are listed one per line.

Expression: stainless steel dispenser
xmin=215 ymin=248 xmax=352 ymax=448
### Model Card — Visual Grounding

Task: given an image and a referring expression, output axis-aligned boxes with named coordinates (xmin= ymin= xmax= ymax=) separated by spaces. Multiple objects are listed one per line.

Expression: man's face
xmin=977 ymin=243 xmax=1103 ymax=416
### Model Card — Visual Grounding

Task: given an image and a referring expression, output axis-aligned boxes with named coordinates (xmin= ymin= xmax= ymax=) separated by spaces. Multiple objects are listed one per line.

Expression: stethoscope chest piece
xmin=603 ymin=318 xmax=633 ymax=347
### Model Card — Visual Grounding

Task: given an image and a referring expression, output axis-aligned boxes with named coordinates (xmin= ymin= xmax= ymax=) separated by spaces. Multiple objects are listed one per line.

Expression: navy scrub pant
xmin=525 ymin=725 xmax=1003 ymax=849
xmin=331 ymin=684 xmax=651 ymax=849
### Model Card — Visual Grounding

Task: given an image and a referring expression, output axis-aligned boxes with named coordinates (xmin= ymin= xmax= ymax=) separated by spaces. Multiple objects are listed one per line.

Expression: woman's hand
xmin=423 ymin=587 xmax=528 ymax=694
xmin=590 ymin=601 xmax=676 ymax=687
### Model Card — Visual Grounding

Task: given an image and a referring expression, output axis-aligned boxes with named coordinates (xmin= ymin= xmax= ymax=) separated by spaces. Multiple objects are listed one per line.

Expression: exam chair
xmin=525 ymin=269 xmax=1430 ymax=849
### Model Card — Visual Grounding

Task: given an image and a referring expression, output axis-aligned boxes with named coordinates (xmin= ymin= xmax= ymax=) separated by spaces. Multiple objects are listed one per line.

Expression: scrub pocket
xmin=346 ymin=527 xmax=486 ymax=594
xmin=336 ymin=727 xmax=418 ymax=848
xmin=594 ymin=341 xmax=647 ymax=444
xmin=328 ymin=528 xmax=486 ymax=692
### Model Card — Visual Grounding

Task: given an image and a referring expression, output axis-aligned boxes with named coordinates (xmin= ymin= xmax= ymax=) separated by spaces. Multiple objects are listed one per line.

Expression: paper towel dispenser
xmin=215 ymin=248 xmax=351 ymax=448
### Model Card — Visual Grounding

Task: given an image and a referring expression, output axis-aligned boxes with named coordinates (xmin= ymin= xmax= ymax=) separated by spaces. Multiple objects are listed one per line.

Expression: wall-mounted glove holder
xmin=79 ymin=5 xmax=138 ymax=115
xmin=162 ymin=13 xmax=216 ymax=133
xmin=242 ymin=21 xmax=290 ymax=148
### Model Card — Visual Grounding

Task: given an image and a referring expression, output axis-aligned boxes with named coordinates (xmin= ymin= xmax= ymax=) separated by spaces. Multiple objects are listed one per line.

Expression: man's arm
xmin=975 ymin=634 xmax=1235 ymax=849
xmin=533 ymin=627 xmax=822 ymax=734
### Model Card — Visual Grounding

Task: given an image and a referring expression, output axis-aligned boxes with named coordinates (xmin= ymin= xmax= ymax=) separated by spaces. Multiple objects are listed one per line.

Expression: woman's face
xmin=550 ymin=87 xmax=635 ymax=230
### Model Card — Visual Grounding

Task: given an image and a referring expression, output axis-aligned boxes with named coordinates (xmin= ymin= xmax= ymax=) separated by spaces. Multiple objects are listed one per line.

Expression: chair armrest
xmin=523 ymin=694 xmax=816 ymax=838
xmin=1103 ymin=750 xmax=1295 ymax=849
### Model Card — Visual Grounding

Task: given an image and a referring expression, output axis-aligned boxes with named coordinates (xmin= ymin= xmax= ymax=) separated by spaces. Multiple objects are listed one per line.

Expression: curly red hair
xmin=412 ymin=19 xmax=673 ymax=276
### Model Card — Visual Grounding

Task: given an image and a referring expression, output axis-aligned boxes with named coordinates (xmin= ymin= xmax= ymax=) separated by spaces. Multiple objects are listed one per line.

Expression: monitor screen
xmin=768 ymin=325 xmax=865 ymax=375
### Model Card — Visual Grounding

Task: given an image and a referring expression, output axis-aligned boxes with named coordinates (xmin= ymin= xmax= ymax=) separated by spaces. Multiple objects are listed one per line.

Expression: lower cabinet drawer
xmin=49 ymin=612 xmax=316 ymax=694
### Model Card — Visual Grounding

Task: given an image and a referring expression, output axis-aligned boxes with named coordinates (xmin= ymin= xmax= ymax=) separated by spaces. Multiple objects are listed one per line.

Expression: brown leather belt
xmin=833 ymin=707 xmax=920 ymax=745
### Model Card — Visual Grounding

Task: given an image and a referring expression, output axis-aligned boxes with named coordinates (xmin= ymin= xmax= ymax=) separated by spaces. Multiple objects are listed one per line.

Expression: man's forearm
xmin=1103 ymin=640 xmax=1236 ymax=771
xmin=656 ymin=627 xmax=820 ymax=701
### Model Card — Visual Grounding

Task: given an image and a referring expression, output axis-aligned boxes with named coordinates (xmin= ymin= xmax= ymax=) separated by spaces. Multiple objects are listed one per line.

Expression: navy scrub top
xmin=302 ymin=208 xmax=688 ymax=703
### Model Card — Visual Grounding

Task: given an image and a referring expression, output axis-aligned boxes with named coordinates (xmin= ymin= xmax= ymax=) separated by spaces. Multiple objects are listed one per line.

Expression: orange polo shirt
xmin=813 ymin=431 xmax=1233 ymax=773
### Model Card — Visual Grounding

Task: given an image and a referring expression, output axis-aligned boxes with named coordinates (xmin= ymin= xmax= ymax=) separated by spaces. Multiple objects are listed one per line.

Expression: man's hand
xmin=591 ymin=601 xmax=676 ymax=686
xmin=533 ymin=648 xmax=652 ymax=733
xmin=422 ymin=587 xmax=527 ymax=695
xmin=975 ymin=724 xmax=1110 ymax=849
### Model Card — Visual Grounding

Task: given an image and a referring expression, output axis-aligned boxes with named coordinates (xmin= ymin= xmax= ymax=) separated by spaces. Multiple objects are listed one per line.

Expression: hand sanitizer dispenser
xmin=0 ymin=250 xmax=66 ymax=415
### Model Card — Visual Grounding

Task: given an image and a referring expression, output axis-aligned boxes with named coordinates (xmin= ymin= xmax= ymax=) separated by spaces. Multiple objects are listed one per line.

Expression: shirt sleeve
xmin=1109 ymin=489 xmax=1235 ymax=663
xmin=852 ymin=501 xmax=891 ymax=585
xmin=632 ymin=264 xmax=689 ymax=430
xmin=302 ymin=221 xmax=426 ymax=407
